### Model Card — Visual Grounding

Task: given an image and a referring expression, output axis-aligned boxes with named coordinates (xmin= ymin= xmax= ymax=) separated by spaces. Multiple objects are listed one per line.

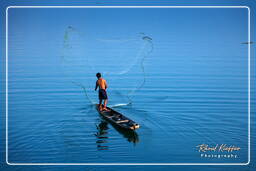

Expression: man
xmin=95 ymin=73 xmax=109 ymax=111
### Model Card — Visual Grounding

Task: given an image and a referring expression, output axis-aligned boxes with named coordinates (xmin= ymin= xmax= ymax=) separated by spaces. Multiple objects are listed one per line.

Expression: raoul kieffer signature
xmin=196 ymin=144 xmax=240 ymax=152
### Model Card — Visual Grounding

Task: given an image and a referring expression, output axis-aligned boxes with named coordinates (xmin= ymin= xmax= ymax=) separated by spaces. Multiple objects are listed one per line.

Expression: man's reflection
xmin=95 ymin=121 xmax=109 ymax=150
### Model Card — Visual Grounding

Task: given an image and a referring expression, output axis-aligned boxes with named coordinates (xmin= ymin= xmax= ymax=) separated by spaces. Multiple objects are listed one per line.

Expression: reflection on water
xmin=95 ymin=121 xmax=109 ymax=151
xmin=112 ymin=122 xmax=139 ymax=144
xmin=95 ymin=119 xmax=139 ymax=151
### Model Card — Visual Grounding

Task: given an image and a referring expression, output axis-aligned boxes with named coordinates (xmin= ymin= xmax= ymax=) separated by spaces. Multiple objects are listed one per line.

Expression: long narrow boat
xmin=96 ymin=104 xmax=140 ymax=131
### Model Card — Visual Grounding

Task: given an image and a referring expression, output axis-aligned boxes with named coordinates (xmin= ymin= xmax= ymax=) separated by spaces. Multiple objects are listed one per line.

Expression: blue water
xmin=1 ymin=3 xmax=255 ymax=171
xmin=8 ymin=56 xmax=249 ymax=162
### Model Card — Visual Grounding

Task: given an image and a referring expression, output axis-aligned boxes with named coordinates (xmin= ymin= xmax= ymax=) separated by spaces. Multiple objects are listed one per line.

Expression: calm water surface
xmin=8 ymin=54 xmax=249 ymax=164
xmin=5 ymin=8 xmax=251 ymax=167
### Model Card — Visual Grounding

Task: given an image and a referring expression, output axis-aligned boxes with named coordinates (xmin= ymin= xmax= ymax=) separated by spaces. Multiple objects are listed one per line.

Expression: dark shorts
xmin=99 ymin=89 xmax=108 ymax=100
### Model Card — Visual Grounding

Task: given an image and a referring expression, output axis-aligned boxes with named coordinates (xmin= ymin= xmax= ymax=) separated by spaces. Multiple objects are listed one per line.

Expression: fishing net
xmin=60 ymin=26 xmax=153 ymax=106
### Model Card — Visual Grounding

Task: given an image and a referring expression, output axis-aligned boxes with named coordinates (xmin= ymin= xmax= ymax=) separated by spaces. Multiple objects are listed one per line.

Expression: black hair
xmin=96 ymin=72 xmax=101 ymax=78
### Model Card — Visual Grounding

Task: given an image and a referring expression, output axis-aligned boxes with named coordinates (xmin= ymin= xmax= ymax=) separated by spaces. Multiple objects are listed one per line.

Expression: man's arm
xmin=95 ymin=81 xmax=98 ymax=91
xmin=105 ymin=80 xmax=108 ymax=89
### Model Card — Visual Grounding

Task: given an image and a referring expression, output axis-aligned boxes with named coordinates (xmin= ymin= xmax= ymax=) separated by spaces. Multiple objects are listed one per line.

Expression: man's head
xmin=96 ymin=72 xmax=101 ymax=79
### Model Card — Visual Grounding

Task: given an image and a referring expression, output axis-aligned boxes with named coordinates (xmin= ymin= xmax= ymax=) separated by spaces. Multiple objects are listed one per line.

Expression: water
xmin=3 ymin=7 xmax=253 ymax=169
xmin=7 ymin=48 xmax=249 ymax=163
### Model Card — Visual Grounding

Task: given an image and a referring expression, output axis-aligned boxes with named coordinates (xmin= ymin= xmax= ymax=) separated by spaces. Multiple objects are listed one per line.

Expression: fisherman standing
xmin=95 ymin=73 xmax=109 ymax=111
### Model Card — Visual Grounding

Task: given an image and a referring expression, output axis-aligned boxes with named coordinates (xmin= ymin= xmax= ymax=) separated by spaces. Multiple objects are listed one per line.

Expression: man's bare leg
xmin=99 ymin=99 xmax=103 ymax=111
xmin=104 ymin=99 xmax=107 ymax=108
xmin=103 ymin=99 xmax=109 ymax=111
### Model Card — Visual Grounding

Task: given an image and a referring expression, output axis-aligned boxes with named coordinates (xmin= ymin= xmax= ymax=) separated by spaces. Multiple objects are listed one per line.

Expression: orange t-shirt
xmin=97 ymin=78 xmax=107 ymax=90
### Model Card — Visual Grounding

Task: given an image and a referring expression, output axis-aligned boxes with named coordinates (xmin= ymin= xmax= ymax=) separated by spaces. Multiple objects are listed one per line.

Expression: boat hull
xmin=96 ymin=105 xmax=140 ymax=131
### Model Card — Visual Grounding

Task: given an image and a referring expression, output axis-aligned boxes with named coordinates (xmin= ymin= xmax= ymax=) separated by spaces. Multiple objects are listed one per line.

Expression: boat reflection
xmin=111 ymin=120 xmax=139 ymax=144
xmin=95 ymin=119 xmax=139 ymax=150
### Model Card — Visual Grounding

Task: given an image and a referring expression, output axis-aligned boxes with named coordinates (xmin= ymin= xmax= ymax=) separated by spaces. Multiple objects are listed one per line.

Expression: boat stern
xmin=131 ymin=123 xmax=140 ymax=130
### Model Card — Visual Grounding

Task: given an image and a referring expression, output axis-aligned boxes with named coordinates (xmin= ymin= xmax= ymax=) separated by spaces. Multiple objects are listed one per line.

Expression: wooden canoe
xmin=96 ymin=104 xmax=140 ymax=131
